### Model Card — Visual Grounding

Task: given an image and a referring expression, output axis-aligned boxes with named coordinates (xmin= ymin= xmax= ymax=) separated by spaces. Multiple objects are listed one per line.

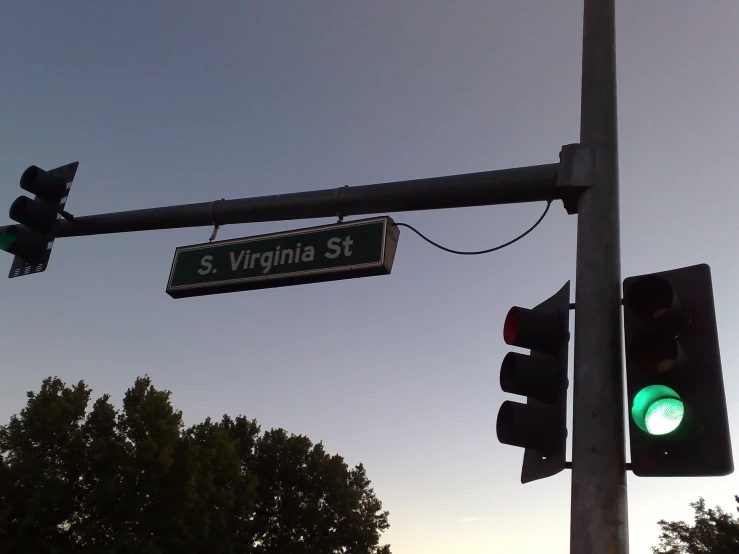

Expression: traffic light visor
xmin=632 ymin=385 xmax=684 ymax=436
xmin=626 ymin=276 xmax=673 ymax=321
xmin=503 ymin=306 xmax=562 ymax=354
xmin=625 ymin=274 xmax=691 ymax=336
xmin=629 ymin=333 xmax=683 ymax=375
xmin=20 ymin=165 xmax=67 ymax=201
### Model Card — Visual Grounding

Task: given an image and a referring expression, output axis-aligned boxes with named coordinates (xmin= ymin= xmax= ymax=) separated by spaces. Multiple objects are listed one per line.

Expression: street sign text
xmin=166 ymin=216 xmax=399 ymax=298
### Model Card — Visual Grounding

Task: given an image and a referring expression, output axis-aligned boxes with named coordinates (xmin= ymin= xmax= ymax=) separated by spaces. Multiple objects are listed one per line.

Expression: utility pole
xmin=570 ymin=0 xmax=628 ymax=553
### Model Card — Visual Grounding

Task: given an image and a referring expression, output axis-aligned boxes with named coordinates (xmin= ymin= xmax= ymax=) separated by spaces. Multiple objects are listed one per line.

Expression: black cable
xmin=395 ymin=200 xmax=552 ymax=255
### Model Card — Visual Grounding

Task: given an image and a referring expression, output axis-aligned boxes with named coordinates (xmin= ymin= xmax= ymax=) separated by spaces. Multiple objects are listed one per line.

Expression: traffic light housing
xmin=0 ymin=162 xmax=79 ymax=277
xmin=623 ymin=264 xmax=732 ymax=476
xmin=497 ymin=281 xmax=570 ymax=483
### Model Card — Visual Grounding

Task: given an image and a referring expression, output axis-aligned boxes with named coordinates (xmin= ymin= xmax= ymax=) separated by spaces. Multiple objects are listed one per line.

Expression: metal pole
xmin=570 ymin=0 xmax=628 ymax=553
xmin=1 ymin=163 xmax=562 ymax=238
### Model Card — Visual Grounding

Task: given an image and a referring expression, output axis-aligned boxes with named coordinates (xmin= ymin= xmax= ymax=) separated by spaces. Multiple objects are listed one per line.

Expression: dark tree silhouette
xmin=0 ymin=376 xmax=391 ymax=554
xmin=653 ymin=496 xmax=739 ymax=554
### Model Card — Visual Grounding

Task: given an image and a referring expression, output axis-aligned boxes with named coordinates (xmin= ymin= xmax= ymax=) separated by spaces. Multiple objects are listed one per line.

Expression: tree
xmin=250 ymin=429 xmax=390 ymax=554
xmin=653 ymin=496 xmax=739 ymax=554
xmin=0 ymin=377 xmax=90 ymax=553
xmin=0 ymin=376 xmax=391 ymax=554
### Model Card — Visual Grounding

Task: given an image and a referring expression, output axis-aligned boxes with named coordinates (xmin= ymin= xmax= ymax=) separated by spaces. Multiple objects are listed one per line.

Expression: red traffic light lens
xmin=504 ymin=308 xmax=521 ymax=345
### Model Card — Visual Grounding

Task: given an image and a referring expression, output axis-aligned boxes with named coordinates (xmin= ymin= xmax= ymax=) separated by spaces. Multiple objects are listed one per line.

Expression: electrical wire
xmin=395 ymin=200 xmax=552 ymax=255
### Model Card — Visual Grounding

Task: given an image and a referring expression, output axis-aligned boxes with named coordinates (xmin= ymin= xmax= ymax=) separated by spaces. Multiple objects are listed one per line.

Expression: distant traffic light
xmin=623 ymin=264 xmax=732 ymax=476
xmin=497 ymin=282 xmax=570 ymax=483
xmin=0 ymin=162 xmax=79 ymax=277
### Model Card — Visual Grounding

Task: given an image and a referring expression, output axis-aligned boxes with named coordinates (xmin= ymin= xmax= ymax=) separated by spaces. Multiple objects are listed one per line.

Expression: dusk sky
xmin=2 ymin=2 xmax=739 ymax=552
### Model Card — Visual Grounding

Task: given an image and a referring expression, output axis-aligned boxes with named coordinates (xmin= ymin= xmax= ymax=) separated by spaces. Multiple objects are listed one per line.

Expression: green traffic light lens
xmin=644 ymin=397 xmax=684 ymax=435
xmin=632 ymin=385 xmax=684 ymax=436
xmin=0 ymin=229 xmax=17 ymax=252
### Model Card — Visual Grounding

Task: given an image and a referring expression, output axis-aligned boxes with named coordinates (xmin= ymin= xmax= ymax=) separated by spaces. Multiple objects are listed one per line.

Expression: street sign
xmin=166 ymin=216 xmax=400 ymax=298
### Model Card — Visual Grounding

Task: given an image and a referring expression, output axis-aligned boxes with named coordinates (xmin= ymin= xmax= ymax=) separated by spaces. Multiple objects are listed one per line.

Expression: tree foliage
xmin=653 ymin=496 xmax=739 ymax=554
xmin=0 ymin=376 xmax=391 ymax=554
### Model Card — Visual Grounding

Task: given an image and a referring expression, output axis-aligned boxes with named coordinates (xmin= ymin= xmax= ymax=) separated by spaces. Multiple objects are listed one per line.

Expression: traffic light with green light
xmin=623 ymin=264 xmax=732 ymax=477
xmin=0 ymin=162 xmax=79 ymax=278
xmin=496 ymin=281 xmax=570 ymax=483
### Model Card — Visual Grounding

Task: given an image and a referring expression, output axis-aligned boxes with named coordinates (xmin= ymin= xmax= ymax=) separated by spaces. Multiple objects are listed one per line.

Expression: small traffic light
xmin=0 ymin=162 xmax=79 ymax=277
xmin=497 ymin=281 xmax=570 ymax=483
xmin=623 ymin=264 xmax=732 ymax=476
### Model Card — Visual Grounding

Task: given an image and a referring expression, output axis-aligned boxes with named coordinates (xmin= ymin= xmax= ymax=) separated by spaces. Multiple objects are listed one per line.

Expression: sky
xmin=2 ymin=1 xmax=739 ymax=552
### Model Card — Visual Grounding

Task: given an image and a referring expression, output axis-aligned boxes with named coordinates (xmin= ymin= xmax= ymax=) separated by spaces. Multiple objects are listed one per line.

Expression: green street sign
xmin=166 ymin=216 xmax=400 ymax=298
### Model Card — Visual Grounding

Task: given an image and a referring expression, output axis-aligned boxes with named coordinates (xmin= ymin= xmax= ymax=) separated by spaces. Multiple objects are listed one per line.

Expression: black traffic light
xmin=0 ymin=162 xmax=79 ymax=277
xmin=497 ymin=281 xmax=570 ymax=483
xmin=623 ymin=264 xmax=732 ymax=476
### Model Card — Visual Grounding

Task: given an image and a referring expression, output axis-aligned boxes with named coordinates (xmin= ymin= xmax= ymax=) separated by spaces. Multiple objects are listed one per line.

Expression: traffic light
xmin=623 ymin=264 xmax=732 ymax=476
xmin=497 ymin=281 xmax=570 ymax=483
xmin=0 ymin=162 xmax=79 ymax=278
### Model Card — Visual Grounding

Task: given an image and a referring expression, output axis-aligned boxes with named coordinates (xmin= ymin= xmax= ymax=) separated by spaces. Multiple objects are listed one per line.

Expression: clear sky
xmin=2 ymin=2 xmax=739 ymax=553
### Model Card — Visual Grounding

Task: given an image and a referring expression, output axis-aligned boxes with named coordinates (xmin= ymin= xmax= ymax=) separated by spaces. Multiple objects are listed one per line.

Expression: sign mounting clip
xmin=334 ymin=185 xmax=348 ymax=223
